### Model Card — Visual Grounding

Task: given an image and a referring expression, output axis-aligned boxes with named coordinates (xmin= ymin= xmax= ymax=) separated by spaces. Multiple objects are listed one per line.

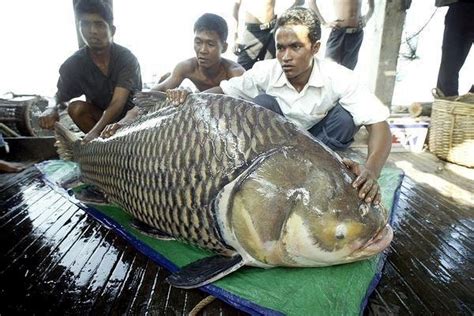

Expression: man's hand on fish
xmin=39 ymin=108 xmax=60 ymax=130
xmin=82 ymin=129 xmax=100 ymax=144
xmin=101 ymin=122 xmax=123 ymax=139
xmin=166 ymin=88 xmax=192 ymax=105
xmin=342 ymin=158 xmax=381 ymax=205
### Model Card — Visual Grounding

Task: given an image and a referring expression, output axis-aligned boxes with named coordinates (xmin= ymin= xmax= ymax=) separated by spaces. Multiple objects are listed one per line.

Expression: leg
xmin=341 ymin=30 xmax=364 ymax=70
xmin=252 ymin=94 xmax=284 ymax=115
xmin=0 ymin=160 xmax=27 ymax=173
xmin=436 ymin=4 xmax=474 ymax=96
xmin=237 ymin=27 xmax=265 ymax=70
xmin=263 ymin=34 xmax=276 ymax=60
xmin=308 ymin=104 xmax=358 ymax=150
xmin=67 ymin=101 xmax=103 ymax=133
xmin=325 ymin=29 xmax=345 ymax=64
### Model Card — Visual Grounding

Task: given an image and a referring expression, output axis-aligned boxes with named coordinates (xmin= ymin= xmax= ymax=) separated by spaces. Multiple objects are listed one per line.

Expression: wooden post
xmin=72 ymin=0 xmax=113 ymax=48
xmin=373 ymin=0 xmax=410 ymax=107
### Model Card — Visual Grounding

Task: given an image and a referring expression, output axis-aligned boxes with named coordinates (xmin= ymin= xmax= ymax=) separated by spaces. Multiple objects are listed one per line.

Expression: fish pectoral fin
xmin=72 ymin=185 xmax=108 ymax=205
xmin=167 ymin=254 xmax=245 ymax=289
xmin=131 ymin=219 xmax=175 ymax=240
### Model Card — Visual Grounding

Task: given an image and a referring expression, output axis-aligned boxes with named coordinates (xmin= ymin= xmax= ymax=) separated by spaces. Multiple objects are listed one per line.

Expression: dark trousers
xmin=236 ymin=24 xmax=276 ymax=70
xmin=253 ymin=94 xmax=358 ymax=150
xmin=325 ymin=28 xmax=364 ymax=70
xmin=436 ymin=2 xmax=474 ymax=97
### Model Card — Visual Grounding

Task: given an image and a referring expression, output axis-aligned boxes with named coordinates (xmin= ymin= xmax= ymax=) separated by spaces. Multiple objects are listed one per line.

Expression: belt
xmin=245 ymin=19 xmax=276 ymax=31
xmin=344 ymin=27 xmax=362 ymax=34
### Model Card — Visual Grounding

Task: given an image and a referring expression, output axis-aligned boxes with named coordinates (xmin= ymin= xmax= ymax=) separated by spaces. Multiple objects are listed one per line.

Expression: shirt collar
xmin=272 ymin=57 xmax=324 ymax=89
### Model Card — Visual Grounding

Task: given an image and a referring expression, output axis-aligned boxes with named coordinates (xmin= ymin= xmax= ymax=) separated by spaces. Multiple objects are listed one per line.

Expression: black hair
xmin=275 ymin=7 xmax=321 ymax=44
xmin=75 ymin=0 xmax=114 ymax=25
xmin=193 ymin=13 xmax=228 ymax=43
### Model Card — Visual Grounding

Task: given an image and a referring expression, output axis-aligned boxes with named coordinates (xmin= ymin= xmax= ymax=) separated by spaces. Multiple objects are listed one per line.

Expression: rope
xmin=189 ymin=295 xmax=216 ymax=316
xmin=402 ymin=8 xmax=438 ymax=44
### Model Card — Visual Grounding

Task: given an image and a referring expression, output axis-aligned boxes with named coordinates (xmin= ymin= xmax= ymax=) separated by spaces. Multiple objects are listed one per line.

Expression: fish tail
xmin=54 ymin=122 xmax=80 ymax=161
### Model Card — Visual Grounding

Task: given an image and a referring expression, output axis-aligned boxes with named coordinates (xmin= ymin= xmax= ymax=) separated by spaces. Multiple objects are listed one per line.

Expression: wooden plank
xmin=1 ymin=158 xmax=472 ymax=315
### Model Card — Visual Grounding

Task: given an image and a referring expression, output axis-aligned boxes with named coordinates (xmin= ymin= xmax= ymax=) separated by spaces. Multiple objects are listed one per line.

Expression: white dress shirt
xmin=220 ymin=57 xmax=390 ymax=130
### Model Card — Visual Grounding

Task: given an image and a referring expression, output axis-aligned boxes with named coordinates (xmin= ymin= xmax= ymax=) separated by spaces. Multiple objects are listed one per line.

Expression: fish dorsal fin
xmin=167 ymin=254 xmax=244 ymax=289
xmin=133 ymin=91 xmax=169 ymax=115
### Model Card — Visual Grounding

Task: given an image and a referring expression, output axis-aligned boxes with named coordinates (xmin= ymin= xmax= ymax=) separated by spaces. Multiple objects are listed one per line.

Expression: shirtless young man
xmin=308 ymin=0 xmax=374 ymax=70
xmin=233 ymin=0 xmax=305 ymax=70
xmin=101 ymin=13 xmax=244 ymax=138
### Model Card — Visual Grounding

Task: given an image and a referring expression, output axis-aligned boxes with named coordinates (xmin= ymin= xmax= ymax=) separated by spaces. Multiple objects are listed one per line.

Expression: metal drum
xmin=0 ymin=95 xmax=53 ymax=136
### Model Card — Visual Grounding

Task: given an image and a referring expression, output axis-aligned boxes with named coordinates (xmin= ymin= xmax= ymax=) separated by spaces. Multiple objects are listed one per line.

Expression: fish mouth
xmin=354 ymin=224 xmax=393 ymax=257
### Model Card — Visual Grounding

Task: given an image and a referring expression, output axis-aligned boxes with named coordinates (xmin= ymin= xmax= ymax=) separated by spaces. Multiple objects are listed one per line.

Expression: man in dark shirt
xmin=39 ymin=0 xmax=142 ymax=143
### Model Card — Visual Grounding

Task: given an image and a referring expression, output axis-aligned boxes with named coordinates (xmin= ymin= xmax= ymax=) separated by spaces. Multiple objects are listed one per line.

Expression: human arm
xmin=83 ymin=87 xmax=131 ymax=143
xmin=166 ymin=61 xmax=245 ymax=104
xmin=360 ymin=0 xmax=374 ymax=27
xmin=40 ymin=61 xmax=80 ymax=130
xmin=307 ymin=0 xmax=328 ymax=26
xmin=38 ymin=96 xmax=65 ymax=129
xmin=343 ymin=121 xmax=391 ymax=204
xmin=151 ymin=61 xmax=189 ymax=92
xmin=232 ymin=0 xmax=242 ymax=54
xmin=100 ymin=106 xmax=140 ymax=138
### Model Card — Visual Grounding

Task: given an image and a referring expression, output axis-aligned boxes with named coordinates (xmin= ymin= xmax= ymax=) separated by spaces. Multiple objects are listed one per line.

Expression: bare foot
xmin=0 ymin=160 xmax=27 ymax=173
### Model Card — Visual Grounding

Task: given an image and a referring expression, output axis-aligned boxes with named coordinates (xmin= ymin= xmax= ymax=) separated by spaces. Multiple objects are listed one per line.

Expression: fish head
xmin=219 ymin=146 xmax=393 ymax=267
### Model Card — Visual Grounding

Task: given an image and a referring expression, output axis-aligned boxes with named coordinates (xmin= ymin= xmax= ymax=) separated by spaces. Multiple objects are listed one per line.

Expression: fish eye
xmin=335 ymin=223 xmax=347 ymax=240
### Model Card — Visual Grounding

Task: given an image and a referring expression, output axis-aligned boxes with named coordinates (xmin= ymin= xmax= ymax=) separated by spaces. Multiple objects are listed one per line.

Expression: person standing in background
xmin=435 ymin=0 xmax=474 ymax=98
xmin=232 ymin=0 xmax=305 ymax=70
xmin=308 ymin=0 xmax=374 ymax=70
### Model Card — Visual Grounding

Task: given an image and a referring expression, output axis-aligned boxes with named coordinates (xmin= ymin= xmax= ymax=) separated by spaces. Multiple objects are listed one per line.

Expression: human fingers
xmin=357 ymin=177 xmax=372 ymax=200
xmin=343 ymin=158 xmax=362 ymax=179
xmin=364 ymin=181 xmax=380 ymax=204
xmin=373 ymin=191 xmax=382 ymax=205
xmin=101 ymin=123 xmax=120 ymax=138
xmin=44 ymin=117 xmax=56 ymax=130
xmin=178 ymin=89 xmax=190 ymax=104
xmin=166 ymin=89 xmax=180 ymax=105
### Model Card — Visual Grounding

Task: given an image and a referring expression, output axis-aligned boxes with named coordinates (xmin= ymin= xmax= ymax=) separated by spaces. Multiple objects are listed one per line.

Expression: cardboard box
xmin=389 ymin=118 xmax=429 ymax=152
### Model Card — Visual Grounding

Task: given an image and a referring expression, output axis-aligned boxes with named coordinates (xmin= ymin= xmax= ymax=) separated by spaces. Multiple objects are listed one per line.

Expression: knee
xmin=252 ymin=94 xmax=282 ymax=115
xmin=325 ymin=105 xmax=357 ymax=141
xmin=67 ymin=101 xmax=87 ymax=120
xmin=338 ymin=108 xmax=356 ymax=130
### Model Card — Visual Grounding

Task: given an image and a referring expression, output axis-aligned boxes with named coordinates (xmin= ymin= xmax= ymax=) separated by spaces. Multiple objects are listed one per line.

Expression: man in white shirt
xmin=170 ymin=7 xmax=391 ymax=205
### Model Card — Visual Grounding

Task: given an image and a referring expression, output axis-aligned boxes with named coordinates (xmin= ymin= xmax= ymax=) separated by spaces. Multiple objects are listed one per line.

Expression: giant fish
xmin=55 ymin=91 xmax=393 ymax=288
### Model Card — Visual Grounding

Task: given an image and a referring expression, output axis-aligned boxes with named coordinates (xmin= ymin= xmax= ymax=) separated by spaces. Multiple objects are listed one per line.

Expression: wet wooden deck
xmin=0 ymin=151 xmax=472 ymax=315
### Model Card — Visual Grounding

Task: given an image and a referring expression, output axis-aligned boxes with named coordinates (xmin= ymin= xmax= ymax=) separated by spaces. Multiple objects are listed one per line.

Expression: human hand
xmin=166 ymin=88 xmax=191 ymax=106
xmin=82 ymin=130 xmax=100 ymax=144
xmin=233 ymin=42 xmax=241 ymax=55
xmin=100 ymin=122 xmax=124 ymax=139
xmin=342 ymin=158 xmax=381 ymax=205
xmin=327 ymin=19 xmax=343 ymax=29
xmin=39 ymin=108 xmax=59 ymax=130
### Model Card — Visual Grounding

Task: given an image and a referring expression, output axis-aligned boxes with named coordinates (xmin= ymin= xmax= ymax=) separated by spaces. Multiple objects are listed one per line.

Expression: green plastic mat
xmin=37 ymin=159 xmax=404 ymax=315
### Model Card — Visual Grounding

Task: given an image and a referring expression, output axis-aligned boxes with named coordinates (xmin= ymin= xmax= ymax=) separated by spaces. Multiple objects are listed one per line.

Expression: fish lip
xmin=356 ymin=224 xmax=393 ymax=255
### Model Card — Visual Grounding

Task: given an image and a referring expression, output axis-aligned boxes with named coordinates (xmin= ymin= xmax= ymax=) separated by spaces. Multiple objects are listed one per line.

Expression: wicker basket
xmin=429 ymin=97 xmax=474 ymax=167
